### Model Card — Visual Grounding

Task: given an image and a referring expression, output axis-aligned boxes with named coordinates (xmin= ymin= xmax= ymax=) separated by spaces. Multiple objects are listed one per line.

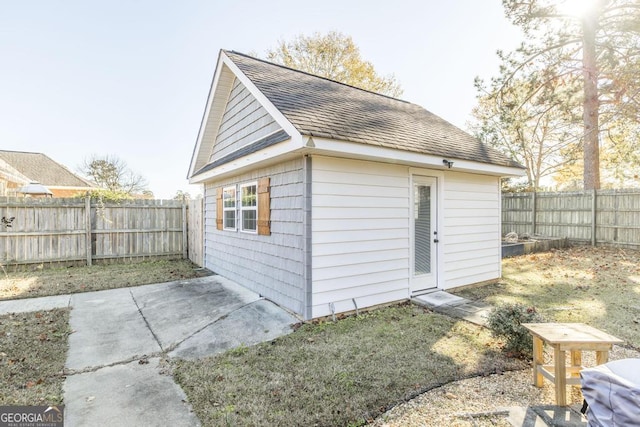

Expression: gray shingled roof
xmin=0 ymin=150 xmax=94 ymax=187
xmin=225 ymin=51 xmax=523 ymax=169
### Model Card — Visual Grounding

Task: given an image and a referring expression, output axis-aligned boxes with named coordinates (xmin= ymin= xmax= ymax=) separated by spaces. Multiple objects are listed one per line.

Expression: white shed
xmin=188 ymin=50 xmax=525 ymax=320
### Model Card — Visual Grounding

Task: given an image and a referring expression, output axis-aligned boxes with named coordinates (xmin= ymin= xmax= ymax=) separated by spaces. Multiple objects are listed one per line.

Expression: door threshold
xmin=411 ymin=288 xmax=439 ymax=297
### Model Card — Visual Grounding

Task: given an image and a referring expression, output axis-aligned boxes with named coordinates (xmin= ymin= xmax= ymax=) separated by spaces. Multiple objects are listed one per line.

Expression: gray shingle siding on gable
xmin=224 ymin=51 xmax=523 ymax=169
xmin=210 ymin=78 xmax=283 ymax=163
xmin=203 ymin=158 xmax=306 ymax=315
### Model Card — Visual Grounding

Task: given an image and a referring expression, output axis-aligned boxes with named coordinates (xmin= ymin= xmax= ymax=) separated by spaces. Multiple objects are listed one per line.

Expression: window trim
xmin=222 ymin=185 xmax=237 ymax=231
xmin=240 ymin=181 xmax=258 ymax=233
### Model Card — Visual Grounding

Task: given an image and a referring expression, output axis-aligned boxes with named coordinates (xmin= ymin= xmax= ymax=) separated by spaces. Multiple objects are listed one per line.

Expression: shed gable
xmin=209 ymin=78 xmax=283 ymax=164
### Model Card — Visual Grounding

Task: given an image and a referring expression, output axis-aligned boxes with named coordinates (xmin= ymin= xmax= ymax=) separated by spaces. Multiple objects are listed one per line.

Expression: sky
xmin=1 ymin=1 xmax=523 ymax=199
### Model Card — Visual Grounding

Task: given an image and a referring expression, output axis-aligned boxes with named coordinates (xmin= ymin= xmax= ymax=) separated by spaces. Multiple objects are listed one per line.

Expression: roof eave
xmin=306 ymin=137 xmax=527 ymax=177
xmin=190 ymin=135 xmax=526 ymax=184
xmin=189 ymin=135 xmax=304 ymax=183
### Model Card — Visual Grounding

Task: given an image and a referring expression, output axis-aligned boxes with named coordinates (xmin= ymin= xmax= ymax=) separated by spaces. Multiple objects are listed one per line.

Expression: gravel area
xmin=372 ymin=345 xmax=640 ymax=426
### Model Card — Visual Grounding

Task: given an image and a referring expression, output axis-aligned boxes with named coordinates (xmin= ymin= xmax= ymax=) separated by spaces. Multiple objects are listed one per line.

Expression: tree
xmin=173 ymin=190 xmax=191 ymax=201
xmin=79 ymin=155 xmax=149 ymax=195
xmin=266 ymin=31 xmax=403 ymax=98
xmin=473 ymin=65 xmax=583 ymax=190
xmin=493 ymin=0 xmax=640 ymax=190
xmin=553 ymin=120 xmax=640 ymax=188
xmin=77 ymin=188 xmax=133 ymax=202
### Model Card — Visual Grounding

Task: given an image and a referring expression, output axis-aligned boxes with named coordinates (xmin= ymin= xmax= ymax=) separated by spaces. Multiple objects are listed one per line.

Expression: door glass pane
xmin=414 ymin=184 xmax=431 ymax=275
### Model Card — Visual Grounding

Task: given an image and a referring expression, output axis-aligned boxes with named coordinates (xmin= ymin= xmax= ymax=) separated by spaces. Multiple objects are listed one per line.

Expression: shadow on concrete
xmin=505 ymin=404 xmax=587 ymax=427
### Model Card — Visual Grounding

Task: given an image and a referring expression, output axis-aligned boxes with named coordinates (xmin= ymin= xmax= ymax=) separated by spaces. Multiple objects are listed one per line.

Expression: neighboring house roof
xmin=189 ymin=50 xmax=525 ymax=180
xmin=0 ymin=157 xmax=31 ymax=185
xmin=0 ymin=150 xmax=94 ymax=188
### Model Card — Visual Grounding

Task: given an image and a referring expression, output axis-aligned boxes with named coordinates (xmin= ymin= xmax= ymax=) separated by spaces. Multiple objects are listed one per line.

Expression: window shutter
xmin=257 ymin=177 xmax=271 ymax=236
xmin=216 ymin=188 xmax=223 ymax=230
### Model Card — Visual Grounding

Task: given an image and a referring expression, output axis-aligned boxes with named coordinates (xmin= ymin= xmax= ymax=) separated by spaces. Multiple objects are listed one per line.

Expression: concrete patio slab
xmin=0 ymin=294 xmax=71 ymax=315
xmin=64 ymin=357 xmax=200 ymax=427
xmin=413 ymin=291 xmax=492 ymax=327
xmin=66 ymin=287 xmax=161 ymax=371
xmin=413 ymin=291 xmax=465 ymax=307
xmin=502 ymin=405 xmax=587 ymax=427
xmin=55 ymin=275 xmax=299 ymax=426
xmin=170 ymin=299 xmax=299 ymax=360
xmin=131 ymin=276 xmax=260 ymax=350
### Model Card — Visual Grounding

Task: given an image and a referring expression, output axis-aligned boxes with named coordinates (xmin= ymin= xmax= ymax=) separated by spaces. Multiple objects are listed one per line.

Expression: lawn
xmin=0 ymin=246 xmax=637 ymax=425
xmin=0 ymin=259 xmax=206 ymax=300
xmin=0 ymin=309 xmax=70 ymax=405
xmin=173 ymin=246 xmax=640 ymax=426
xmin=172 ymin=304 xmax=525 ymax=427
xmin=453 ymin=246 xmax=640 ymax=349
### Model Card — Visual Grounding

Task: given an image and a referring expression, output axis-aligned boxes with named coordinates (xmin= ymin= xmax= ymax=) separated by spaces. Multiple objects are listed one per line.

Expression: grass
xmin=173 ymin=304 xmax=526 ymax=427
xmin=453 ymin=246 xmax=640 ymax=348
xmin=0 ymin=246 xmax=637 ymax=423
xmin=0 ymin=309 xmax=70 ymax=405
xmin=0 ymin=259 xmax=206 ymax=300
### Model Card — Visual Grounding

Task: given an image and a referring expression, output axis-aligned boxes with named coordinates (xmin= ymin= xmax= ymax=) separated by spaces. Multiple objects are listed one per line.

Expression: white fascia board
xmin=187 ymin=51 xmax=226 ymax=178
xmin=307 ymin=137 xmax=527 ymax=177
xmin=221 ymin=52 xmax=302 ymax=142
xmin=189 ymin=138 xmax=302 ymax=184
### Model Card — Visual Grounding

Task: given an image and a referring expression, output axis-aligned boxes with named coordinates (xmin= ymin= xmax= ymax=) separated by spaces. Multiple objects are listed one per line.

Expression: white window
xmin=240 ymin=182 xmax=257 ymax=233
xmin=223 ymin=186 xmax=236 ymax=230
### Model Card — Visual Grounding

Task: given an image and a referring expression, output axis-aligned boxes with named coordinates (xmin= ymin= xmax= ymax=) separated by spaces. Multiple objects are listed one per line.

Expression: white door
xmin=411 ymin=176 xmax=438 ymax=293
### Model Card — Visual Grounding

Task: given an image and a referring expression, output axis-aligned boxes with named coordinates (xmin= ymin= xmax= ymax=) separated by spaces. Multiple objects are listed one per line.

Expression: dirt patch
xmin=173 ymin=304 xmax=526 ymax=427
xmin=0 ymin=309 xmax=70 ymax=405
xmin=0 ymin=259 xmax=208 ymax=300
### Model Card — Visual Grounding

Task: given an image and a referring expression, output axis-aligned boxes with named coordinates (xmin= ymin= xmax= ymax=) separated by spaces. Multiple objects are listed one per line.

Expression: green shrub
xmin=74 ymin=189 xmax=133 ymax=203
xmin=487 ymin=303 xmax=544 ymax=357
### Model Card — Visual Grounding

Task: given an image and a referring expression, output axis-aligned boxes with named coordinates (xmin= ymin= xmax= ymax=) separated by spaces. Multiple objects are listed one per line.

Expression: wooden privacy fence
xmin=0 ymin=197 xmax=204 ymax=266
xmin=502 ymin=189 xmax=640 ymax=249
xmin=187 ymin=198 xmax=204 ymax=266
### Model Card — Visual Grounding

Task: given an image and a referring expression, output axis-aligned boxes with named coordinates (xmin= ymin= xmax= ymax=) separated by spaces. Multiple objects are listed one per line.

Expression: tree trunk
xmin=582 ymin=11 xmax=600 ymax=190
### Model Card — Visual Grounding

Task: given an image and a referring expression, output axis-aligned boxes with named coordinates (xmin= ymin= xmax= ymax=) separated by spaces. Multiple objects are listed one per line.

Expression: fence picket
xmin=502 ymin=189 xmax=640 ymax=249
xmin=0 ymin=197 xmax=204 ymax=266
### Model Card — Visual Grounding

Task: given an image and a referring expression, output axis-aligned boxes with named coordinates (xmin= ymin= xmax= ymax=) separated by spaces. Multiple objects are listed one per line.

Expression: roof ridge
xmin=224 ymin=50 xmax=412 ymax=105
xmin=0 ymin=149 xmax=44 ymax=155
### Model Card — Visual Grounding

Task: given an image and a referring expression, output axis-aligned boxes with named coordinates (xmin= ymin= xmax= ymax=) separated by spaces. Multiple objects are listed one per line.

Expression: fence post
xmin=591 ymin=189 xmax=597 ymax=246
xmin=531 ymin=191 xmax=537 ymax=235
xmin=182 ymin=200 xmax=188 ymax=259
xmin=613 ymin=189 xmax=619 ymax=242
xmin=85 ymin=196 xmax=92 ymax=266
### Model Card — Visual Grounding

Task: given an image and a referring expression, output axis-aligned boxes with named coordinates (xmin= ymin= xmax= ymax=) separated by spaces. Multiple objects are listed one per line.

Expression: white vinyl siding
xmin=203 ymin=158 xmax=305 ymax=315
xmin=210 ymin=78 xmax=282 ymax=162
xmin=442 ymin=172 xmax=501 ymax=288
xmin=311 ymin=157 xmax=410 ymax=318
xmin=203 ymin=155 xmax=502 ymax=319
